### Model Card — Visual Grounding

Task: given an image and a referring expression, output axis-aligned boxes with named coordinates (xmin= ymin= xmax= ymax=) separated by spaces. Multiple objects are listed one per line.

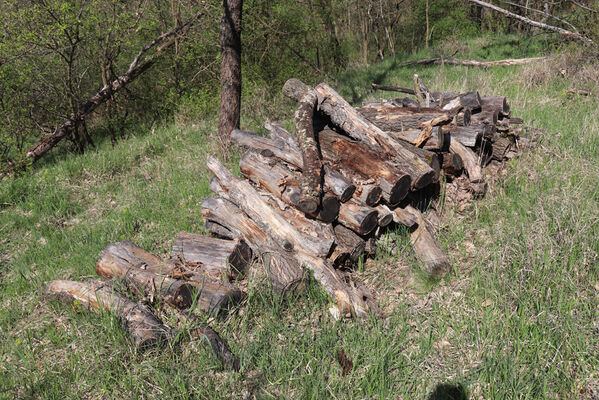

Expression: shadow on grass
xmin=427 ymin=383 xmax=468 ymax=400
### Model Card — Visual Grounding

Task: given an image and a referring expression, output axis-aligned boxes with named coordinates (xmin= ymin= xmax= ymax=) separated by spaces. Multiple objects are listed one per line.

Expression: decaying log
xmin=387 ymin=127 xmax=445 ymax=150
xmin=330 ymin=224 xmax=366 ymax=267
xmin=323 ymin=166 xmax=356 ymax=202
xmin=294 ymin=87 xmax=322 ymax=214
xmin=392 ymin=206 xmax=418 ymax=228
xmin=182 ymin=314 xmax=240 ymax=371
xmin=455 ymin=110 xmax=471 ymax=126
xmin=265 ymin=121 xmax=300 ymax=150
xmin=443 ymin=125 xmax=485 ymax=147
xmin=201 ymin=196 xmax=304 ymax=294
xmin=338 ymin=199 xmax=379 ymax=235
xmin=205 ymin=221 xmax=235 ymax=239
xmin=319 ymin=128 xmax=411 ymax=204
xmin=399 ymin=56 xmax=548 ymax=68
xmin=481 ymin=95 xmax=510 ymax=116
xmin=172 ymin=232 xmax=252 ymax=279
xmin=97 ymin=241 xmax=244 ymax=315
xmin=449 ymin=139 xmax=483 ymax=183
xmin=357 ymin=105 xmax=450 ymax=130
xmin=355 ymin=183 xmax=383 ymax=206
xmin=441 ymin=153 xmax=464 ymax=177
xmin=470 ymin=110 xmax=498 ymax=125
xmin=207 ymin=157 xmax=333 ymax=257
xmin=313 ymin=82 xmax=436 ymax=189
xmin=405 ymin=208 xmax=450 ymax=278
xmin=46 ymin=279 xmax=171 ymax=349
xmin=375 ymin=205 xmax=394 ymax=227
xmin=491 ymin=137 xmax=513 ymax=160
xmin=398 ymin=141 xmax=440 ymax=178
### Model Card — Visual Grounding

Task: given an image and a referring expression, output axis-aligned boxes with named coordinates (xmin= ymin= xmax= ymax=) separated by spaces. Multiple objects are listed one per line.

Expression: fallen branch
xmin=465 ymin=0 xmax=594 ymax=46
xmin=386 ymin=56 xmax=548 ymax=68
xmin=2 ymin=10 xmax=204 ymax=177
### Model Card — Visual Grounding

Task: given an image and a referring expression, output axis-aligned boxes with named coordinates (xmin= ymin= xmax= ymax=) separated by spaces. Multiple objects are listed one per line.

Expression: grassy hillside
xmin=1 ymin=37 xmax=598 ymax=399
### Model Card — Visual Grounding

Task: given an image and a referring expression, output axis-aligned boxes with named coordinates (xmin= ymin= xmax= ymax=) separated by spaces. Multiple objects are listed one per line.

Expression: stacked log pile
xmin=46 ymin=74 xmax=530 ymax=362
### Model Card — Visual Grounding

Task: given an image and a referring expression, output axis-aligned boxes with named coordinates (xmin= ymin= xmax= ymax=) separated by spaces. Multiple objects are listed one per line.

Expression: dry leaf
xmin=481 ymin=299 xmax=493 ymax=308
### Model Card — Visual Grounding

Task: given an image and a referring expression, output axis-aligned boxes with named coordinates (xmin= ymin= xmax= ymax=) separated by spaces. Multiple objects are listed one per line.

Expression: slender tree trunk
xmin=425 ymin=0 xmax=430 ymax=48
xmin=218 ymin=0 xmax=243 ymax=154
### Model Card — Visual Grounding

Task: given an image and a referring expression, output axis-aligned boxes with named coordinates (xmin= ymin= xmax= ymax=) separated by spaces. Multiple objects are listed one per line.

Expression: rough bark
xmin=338 ymin=199 xmax=379 ymax=235
xmin=201 ymin=196 xmax=304 ymax=294
xmin=405 ymin=208 xmax=450 ymax=278
xmin=46 ymin=279 xmax=171 ymax=350
xmin=171 ymin=232 xmax=252 ymax=280
xmin=323 ymin=166 xmax=356 ymax=202
xmin=207 ymin=157 xmax=333 ymax=257
xmin=218 ymin=0 xmax=243 ymax=151
xmin=96 ymin=241 xmax=244 ymax=315
xmin=443 ymin=125 xmax=486 ymax=147
xmin=480 ymin=95 xmax=510 ymax=116
xmin=492 ymin=137 xmax=513 ymax=160
xmin=357 ymin=105 xmax=450 ymax=131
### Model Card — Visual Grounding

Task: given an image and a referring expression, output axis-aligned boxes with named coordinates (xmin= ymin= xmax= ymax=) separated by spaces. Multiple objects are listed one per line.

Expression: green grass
xmin=1 ymin=36 xmax=598 ymax=399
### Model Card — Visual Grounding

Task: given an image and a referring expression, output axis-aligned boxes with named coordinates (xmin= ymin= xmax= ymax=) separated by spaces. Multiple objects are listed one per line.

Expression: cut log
xmin=455 ymin=110 xmax=471 ymax=126
xmin=330 ymin=224 xmax=366 ymax=267
xmin=375 ymin=205 xmax=394 ymax=227
xmin=172 ymin=232 xmax=252 ymax=279
xmin=392 ymin=206 xmax=418 ymax=228
xmin=313 ymin=82 xmax=435 ymax=189
xmin=491 ymin=137 xmax=513 ymax=160
xmin=294 ymin=88 xmax=322 ymax=214
xmin=443 ymin=125 xmax=485 ymax=147
xmin=449 ymin=139 xmax=483 ymax=183
xmin=232 ymin=129 xmax=303 ymax=168
xmin=480 ymin=95 xmax=510 ymax=116
xmin=355 ymin=183 xmax=383 ymax=206
xmin=319 ymin=128 xmax=411 ymax=204
xmin=404 ymin=208 xmax=450 ymax=278
xmin=357 ymin=105 xmax=450 ymax=131
xmin=201 ymin=196 xmax=304 ymax=294
xmin=338 ymin=199 xmax=379 ymax=235
xmin=387 ymin=127 xmax=445 ymax=151
xmin=96 ymin=241 xmax=244 ymax=315
xmin=323 ymin=166 xmax=356 ymax=202
xmin=207 ymin=157 xmax=333 ymax=257
xmin=46 ymin=279 xmax=171 ymax=350
xmin=470 ymin=110 xmax=498 ymax=125
xmin=441 ymin=153 xmax=464 ymax=177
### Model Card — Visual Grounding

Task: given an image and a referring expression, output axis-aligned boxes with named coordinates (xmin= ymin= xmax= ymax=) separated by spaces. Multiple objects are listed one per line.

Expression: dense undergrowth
xmin=1 ymin=36 xmax=598 ymax=399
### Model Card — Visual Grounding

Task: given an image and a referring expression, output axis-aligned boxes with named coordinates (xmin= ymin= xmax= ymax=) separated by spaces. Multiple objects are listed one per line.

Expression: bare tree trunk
xmin=218 ymin=0 xmax=243 ymax=154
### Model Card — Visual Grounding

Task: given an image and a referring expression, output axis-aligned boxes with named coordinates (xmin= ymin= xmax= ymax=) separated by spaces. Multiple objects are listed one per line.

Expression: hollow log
xmin=172 ymin=232 xmax=252 ymax=279
xmin=405 ymin=208 xmax=450 ymax=278
xmin=46 ymin=279 xmax=171 ymax=350
xmin=449 ymin=139 xmax=483 ymax=183
xmin=338 ymin=199 xmax=379 ymax=235
xmin=97 ymin=241 xmax=244 ymax=315
xmin=207 ymin=157 xmax=333 ymax=257
xmin=201 ymin=196 xmax=304 ymax=294
xmin=319 ymin=128 xmax=411 ymax=204
xmin=330 ymin=224 xmax=366 ymax=267
xmin=357 ymin=105 xmax=450 ymax=131
xmin=313 ymin=82 xmax=435 ymax=189
xmin=441 ymin=153 xmax=464 ymax=177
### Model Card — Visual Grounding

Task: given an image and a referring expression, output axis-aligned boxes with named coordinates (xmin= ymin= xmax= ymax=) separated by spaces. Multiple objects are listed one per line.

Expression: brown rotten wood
xmin=470 ymin=110 xmax=498 ymax=125
xmin=338 ymin=199 xmax=379 ymax=235
xmin=3 ymin=12 xmax=203 ymax=177
xmin=46 ymin=279 xmax=171 ymax=350
xmin=201 ymin=196 xmax=304 ymax=294
xmin=330 ymin=224 xmax=366 ymax=267
xmin=207 ymin=157 xmax=333 ymax=257
xmin=441 ymin=153 xmax=464 ymax=177
xmin=172 ymin=232 xmax=252 ymax=280
xmin=481 ymin=96 xmax=510 ymax=117
xmin=491 ymin=137 xmax=513 ymax=160
xmin=354 ymin=183 xmax=383 ymax=206
xmin=319 ymin=128 xmax=411 ymax=205
xmin=96 ymin=241 xmax=244 ymax=315
xmin=312 ymin=82 xmax=435 ymax=189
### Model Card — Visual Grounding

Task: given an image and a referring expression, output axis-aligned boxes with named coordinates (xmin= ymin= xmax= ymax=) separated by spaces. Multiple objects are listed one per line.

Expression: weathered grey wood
xmin=443 ymin=125 xmax=484 ymax=147
xmin=449 ymin=139 xmax=483 ymax=183
xmin=392 ymin=206 xmax=418 ymax=228
xmin=294 ymin=88 xmax=322 ymax=213
xmin=357 ymin=105 xmax=450 ymax=130
xmin=172 ymin=232 xmax=252 ymax=279
xmin=201 ymin=196 xmax=304 ymax=294
xmin=338 ymin=199 xmax=379 ymax=235
xmin=46 ymin=279 xmax=171 ymax=350
xmin=313 ymin=82 xmax=435 ymax=189
xmin=375 ymin=205 xmax=394 ymax=227
xmin=470 ymin=110 xmax=498 ymax=125
xmin=207 ymin=158 xmax=333 ymax=257
xmin=96 ymin=241 xmax=244 ymax=315
xmin=319 ymin=128 xmax=411 ymax=204
xmin=404 ymin=208 xmax=450 ymax=278
xmin=387 ymin=127 xmax=445 ymax=150
xmin=204 ymin=221 xmax=235 ymax=239
xmin=183 ymin=314 xmax=240 ymax=371
xmin=455 ymin=110 xmax=471 ymax=126
xmin=265 ymin=121 xmax=300 ymax=151
xmin=232 ymin=129 xmax=303 ymax=168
